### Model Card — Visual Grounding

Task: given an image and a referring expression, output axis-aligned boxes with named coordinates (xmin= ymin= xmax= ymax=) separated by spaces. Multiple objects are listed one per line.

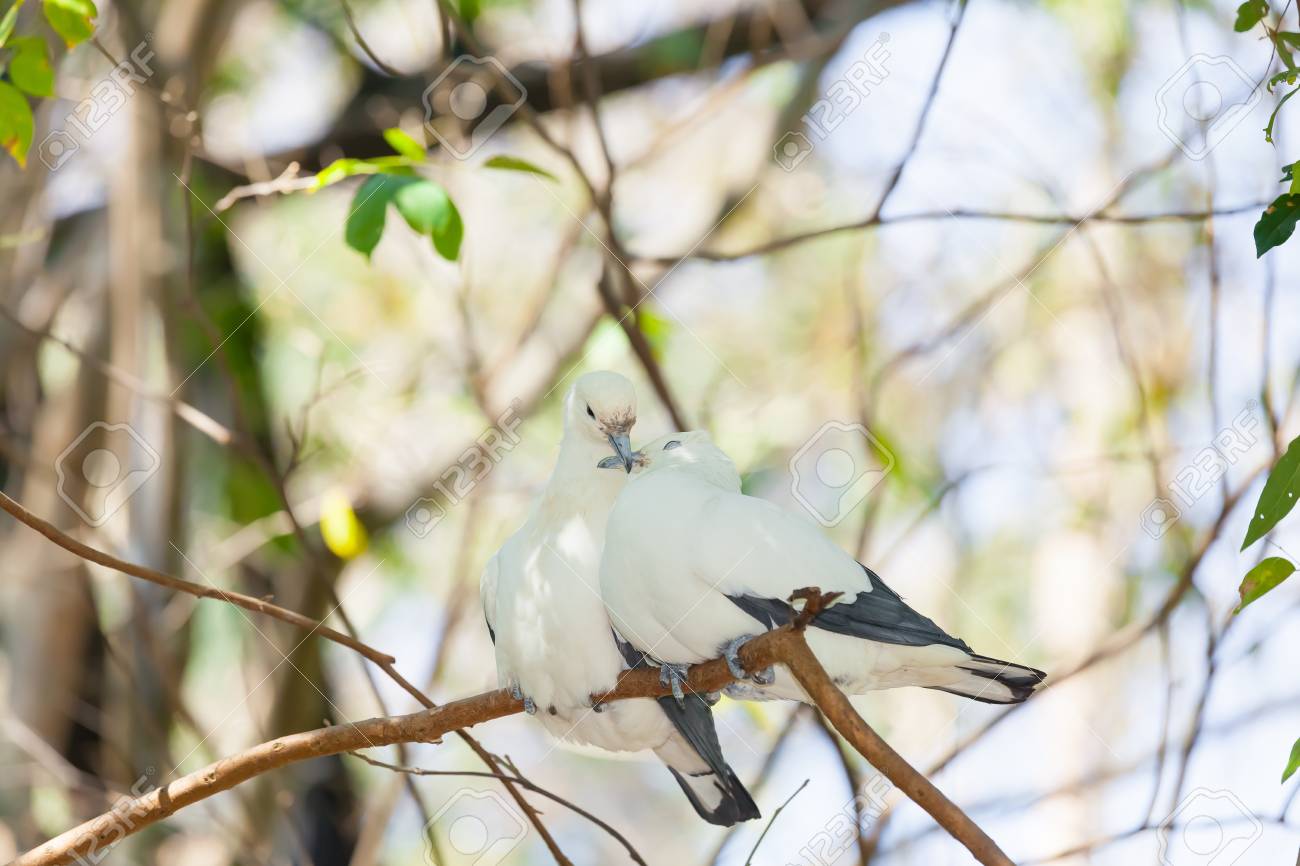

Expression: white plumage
xmin=600 ymin=431 xmax=1046 ymax=705
xmin=481 ymin=375 xmax=758 ymax=825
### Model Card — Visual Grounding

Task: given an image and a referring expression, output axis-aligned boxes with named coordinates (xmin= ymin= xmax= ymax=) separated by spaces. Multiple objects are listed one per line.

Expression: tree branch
xmin=0 ymin=492 xmax=391 ymax=665
xmin=15 ymin=590 xmax=1014 ymax=866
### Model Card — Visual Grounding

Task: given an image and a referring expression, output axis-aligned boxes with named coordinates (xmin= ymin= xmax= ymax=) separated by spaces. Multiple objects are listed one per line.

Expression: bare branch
xmin=15 ymin=590 xmax=1015 ymax=866
xmin=0 ymin=492 xmax=393 ymax=665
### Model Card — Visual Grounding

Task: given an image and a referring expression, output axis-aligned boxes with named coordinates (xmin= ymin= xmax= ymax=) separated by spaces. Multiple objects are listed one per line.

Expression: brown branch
xmin=0 ymin=492 xmax=392 ymax=665
xmin=16 ymin=590 xmax=1012 ymax=866
xmin=636 ymin=201 xmax=1273 ymax=265
xmin=338 ymin=0 xmax=403 ymax=76
xmin=774 ymin=595 xmax=1014 ymax=866
xmin=0 ymin=489 xmax=575 ymax=865
xmin=349 ymin=753 xmax=649 ymax=866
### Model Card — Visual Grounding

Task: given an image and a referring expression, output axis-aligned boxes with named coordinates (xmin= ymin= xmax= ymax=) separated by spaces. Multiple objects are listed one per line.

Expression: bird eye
xmin=586 ymin=405 xmax=596 ymax=420
xmin=663 ymin=440 xmax=682 ymax=451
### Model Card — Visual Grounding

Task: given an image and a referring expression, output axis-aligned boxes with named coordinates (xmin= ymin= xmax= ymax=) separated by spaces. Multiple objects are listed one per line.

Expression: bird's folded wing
xmin=480 ymin=553 xmax=499 ymax=644
xmin=728 ymin=564 xmax=970 ymax=651
xmin=690 ymin=491 xmax=871 ymax=601
xmin=685 ymin=493 xmax=973 ymax=650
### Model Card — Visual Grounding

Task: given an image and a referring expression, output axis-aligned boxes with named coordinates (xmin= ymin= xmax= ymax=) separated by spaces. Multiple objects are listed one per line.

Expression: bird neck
xmin=543 ymin=433 xmax=626 ymax=502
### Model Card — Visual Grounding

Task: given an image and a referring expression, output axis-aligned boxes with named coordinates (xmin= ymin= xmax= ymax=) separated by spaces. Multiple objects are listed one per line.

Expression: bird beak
xmin=607 ymin=433 xmax=635 ymax=473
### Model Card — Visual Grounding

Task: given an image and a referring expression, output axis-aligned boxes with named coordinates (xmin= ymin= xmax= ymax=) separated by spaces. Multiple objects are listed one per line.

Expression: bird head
xmin=566 ymin=371 xmax=638 ymax=472
xmin=622 ymin=431 xmax=740 ymax=490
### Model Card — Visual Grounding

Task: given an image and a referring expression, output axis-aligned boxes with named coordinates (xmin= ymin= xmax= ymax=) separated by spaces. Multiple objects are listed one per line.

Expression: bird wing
xmin=688 ymin=487 xmax=870 ymax=601
xmin=677 ymin=482 xmax=968 ymax=652
xmin=480 ymin=550 xmax=500 ymax=645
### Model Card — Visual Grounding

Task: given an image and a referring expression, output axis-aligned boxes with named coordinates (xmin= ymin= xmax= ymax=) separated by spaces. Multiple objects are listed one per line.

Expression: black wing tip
xmin=948 ymin=654 xmax=1048 ymax=703
xmin=668 ymin=768 xmax=762 ymax=826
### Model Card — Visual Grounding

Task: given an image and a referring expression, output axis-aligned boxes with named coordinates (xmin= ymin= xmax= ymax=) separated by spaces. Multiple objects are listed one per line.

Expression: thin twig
xmin=339 ymin=0 xmax=403 ymax=76
xmin=744 ymin=779 xmax=810 ymax=866
xmin=349 ymin=753 xmax=649 ymax=866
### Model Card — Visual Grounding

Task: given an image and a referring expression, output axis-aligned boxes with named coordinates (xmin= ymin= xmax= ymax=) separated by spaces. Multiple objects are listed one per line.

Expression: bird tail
xmin=655 ymin=694 xmax=761 ymax=826
xmin=927 ymin=653 xmax=1047 ymax=705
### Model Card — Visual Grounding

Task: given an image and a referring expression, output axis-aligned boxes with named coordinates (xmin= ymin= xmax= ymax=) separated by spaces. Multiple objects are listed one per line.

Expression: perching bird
xmin=600 ymin=431 xmax=1046 ymax=706
xmin=480 ymin=373 xmax=759 ymax=826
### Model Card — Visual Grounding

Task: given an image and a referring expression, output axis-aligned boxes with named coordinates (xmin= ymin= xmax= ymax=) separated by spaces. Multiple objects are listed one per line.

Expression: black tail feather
xmin=658 ymin=694 xmax=761 ymax=825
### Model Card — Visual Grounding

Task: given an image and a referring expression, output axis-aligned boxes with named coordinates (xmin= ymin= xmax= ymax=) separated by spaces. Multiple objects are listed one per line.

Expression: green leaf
xmin=392 ymin=179 xmax=461 ymax=260
xmin=432 ymin=197 xmax=462 ymax=260
xmin=42 ymin=0 xmax=96 ymax=48
xmin=382 ymin=127 xmax=426 ymax=161
xmin=0 ymin=80 xmax=33 ymax=166
xmin=9 ymin=35 xmax=54 ymax=97
xmin=483 ymin=154 xmax=558 ymax=181
xmin=0 ymin=0 xmax=24 ymax=49
xmin=1269 ymin=69 xmax=1299 ymax=91
xmin=390 ymin=178 xmax=441 ymax=233
xmin=1234 ymin=557 xmax=1296 ymax=613
xmin=313 ymin=157 xmax=419 ymax=190
xmin=314 ymin=158 xmax=369 ymax=189
xmin=1265 ymin=87 xmax=1299 ymax=142
xmin=1254 ymin=193 xmax=1300 ymax=256
xmin=1236 ymin=0 xmax=1270 ymax=31
xmin=344 ymin=174 xmax=396 ymax=258
xmin=1284 ymin=737 xmax=1300 ymax=783
xmin=1243 ymin=434 xmax=1300 ymax=547
xmin=1282 ymin=161 xmax=1300 ymax=193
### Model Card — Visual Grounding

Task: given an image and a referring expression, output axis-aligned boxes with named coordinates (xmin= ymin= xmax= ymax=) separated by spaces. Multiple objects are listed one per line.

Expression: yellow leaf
xmin=320 ymin=489 xmax=368 ymax=559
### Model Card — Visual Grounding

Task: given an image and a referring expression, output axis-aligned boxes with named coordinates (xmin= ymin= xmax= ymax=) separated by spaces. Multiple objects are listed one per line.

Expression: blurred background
xmin=1 ymin=0 xmax=1299 ymax=863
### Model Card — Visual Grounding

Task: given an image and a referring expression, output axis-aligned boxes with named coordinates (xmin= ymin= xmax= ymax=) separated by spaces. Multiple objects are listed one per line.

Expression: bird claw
xmin=659 ymin=662 xmax=690 ymax=706
xmin=723 ymin=634 xmax=774 ymax=685
xmin=523 ymin=696 xmax=537 ymax=715
xmin=509 ymin=682 xmax=523 ymax=700
xmin=590 ymin=700 xmax=607 ymax=714
xmin=703 ymin=691 xmax=722 ymax=706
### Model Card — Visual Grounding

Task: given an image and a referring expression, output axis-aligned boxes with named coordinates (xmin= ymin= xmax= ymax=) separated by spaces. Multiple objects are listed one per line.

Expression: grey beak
xmin=607 ymin=433 xmax=635 ymax=473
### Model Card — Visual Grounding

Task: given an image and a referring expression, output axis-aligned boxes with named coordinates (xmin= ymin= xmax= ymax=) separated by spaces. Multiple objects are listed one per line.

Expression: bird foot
xmin=723 ymin=634 xmax=775 ymax=685
xmin=523 ymin=696 xmax=537 ymax=715
xmin=590 ymin=699 xmax=607 ymax=714
xmin=509 ymin=682 xmax=523 ymax=700
xmin=659 ymin=662 xmax=690 ymax=706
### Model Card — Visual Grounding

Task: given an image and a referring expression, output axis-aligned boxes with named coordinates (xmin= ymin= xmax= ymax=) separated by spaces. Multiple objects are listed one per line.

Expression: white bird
xmin=600 ymin=431 xmax=1046 ymax=706
xmin=481 ymin=374 xmax=759 ymax=825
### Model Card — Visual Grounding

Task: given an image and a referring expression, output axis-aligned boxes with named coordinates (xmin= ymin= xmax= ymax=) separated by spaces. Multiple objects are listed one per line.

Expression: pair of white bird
xmin=480 ymin=372 xmax=1044 ymax=826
